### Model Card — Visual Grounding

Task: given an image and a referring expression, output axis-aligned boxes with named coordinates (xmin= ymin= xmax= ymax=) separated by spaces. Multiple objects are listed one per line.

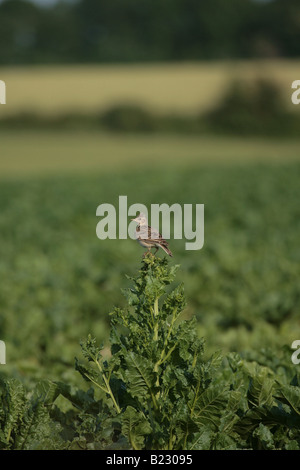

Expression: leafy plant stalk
xmin=71 ymin=254 xmax=300 ymax=450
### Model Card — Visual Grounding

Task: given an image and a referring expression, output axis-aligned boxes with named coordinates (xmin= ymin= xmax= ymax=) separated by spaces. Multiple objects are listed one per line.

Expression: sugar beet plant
xmin=74 ymin=254 xmax=300 ymax=450
xmin=75 ymin=253 xmax=222 ymax=450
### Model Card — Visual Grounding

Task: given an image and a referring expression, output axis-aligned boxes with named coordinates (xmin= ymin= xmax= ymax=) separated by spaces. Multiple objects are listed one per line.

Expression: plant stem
xmin=190 ymin=380 xmax=200 ymax=418
xmin=6 ymin=427 xmax=11 ymax=444
xmin=168 ymin=429 xmax=174 ymax=450
xmin=95 ymin=359 xmax=121 ymax=414
xmin=155 ymin=307 xmax=178 ymax=369
xmin=152 ymin=296 xmax=161 ymax=403
xmin=183 ymin=427 xmax=189 ymax=450
xmin=153 ymin=297 xmax=159 ymax=342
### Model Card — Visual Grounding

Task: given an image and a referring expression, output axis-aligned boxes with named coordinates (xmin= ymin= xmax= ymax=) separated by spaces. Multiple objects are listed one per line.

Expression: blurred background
xmin=0 ymin=0 xmax=299 ymax=386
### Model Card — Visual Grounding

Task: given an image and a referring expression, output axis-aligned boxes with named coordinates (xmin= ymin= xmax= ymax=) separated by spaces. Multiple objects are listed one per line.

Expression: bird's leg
xmin=143 ymin=246 xmax=152 ymax=258
xmin=154 ymin=247 xmax=159 ymax=256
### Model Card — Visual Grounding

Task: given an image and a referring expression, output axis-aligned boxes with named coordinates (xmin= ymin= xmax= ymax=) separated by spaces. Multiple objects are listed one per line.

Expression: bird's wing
xmin=137 ymin=224 xmax=160 ymax=240
xmin=147 ymin=225 xmax=163 ymax=240
xmin=137 ymin=224 xmax=170 ymax=246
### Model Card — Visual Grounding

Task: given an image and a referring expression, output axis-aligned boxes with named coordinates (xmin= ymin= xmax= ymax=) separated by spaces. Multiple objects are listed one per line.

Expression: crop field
xmin=0 ymin=60 xmax=299 ymax=118
xmin=1 ymin=130 xmax=300 ymax=178
xmin=0 ymin=130 xmax=300 ymax=448
xmin=1 ymin=149 xmax=299 ymax=361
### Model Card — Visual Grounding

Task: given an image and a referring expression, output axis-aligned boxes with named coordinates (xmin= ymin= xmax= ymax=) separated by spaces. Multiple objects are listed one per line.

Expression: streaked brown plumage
xmin=132 ymin=213 xmax=173 ymax=257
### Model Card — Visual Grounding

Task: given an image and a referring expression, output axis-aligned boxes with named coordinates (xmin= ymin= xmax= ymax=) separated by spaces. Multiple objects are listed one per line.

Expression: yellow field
xmin=0 ymin=60 xmax=299 ymax=118
xmin=1 ymin=61 xmax=299 ymax=180
xmin=1 ymin=130 xmax=300 ymax=179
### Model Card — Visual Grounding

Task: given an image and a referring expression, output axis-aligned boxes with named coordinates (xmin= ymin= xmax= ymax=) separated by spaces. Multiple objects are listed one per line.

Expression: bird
xmin=131 ymin=212 xmax=173 ymax=257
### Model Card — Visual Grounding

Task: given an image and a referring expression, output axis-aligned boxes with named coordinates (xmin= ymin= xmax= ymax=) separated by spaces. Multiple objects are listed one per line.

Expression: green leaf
xmin=285 ymin=440 xmax=300 ymax=450
xmin=121 ymin=406 xmax=151 ymax=450
xmin=253 ymin=423 xmax=275 ymax=450
xmin=0 ymin=378 xmax=65 ymax=450
xmin=163 ymin=283 xmax=186 ymax=317
xmin=192 ymin=385 xmax=229 ymax=429
xmin=124 ymin=352 xmax=157 ymax=405
xmin=0 ymin=378 xmax=26 ymax=447
xmin=219 ymin=391 xmax=242 ymax=434
xmin=75 ymin=357 xmax=99 ymax=384
xmin=244 ymin=363 xmax=275 ymax=407
xmin=14 ymin=401 xmax=64 ymax=450
xmin=279 ymin=384 xmax=300 ymax=415
xmin=32 ymin=380 xmax=60 ymax=406
xmin=188 ymin=427 xmax=214 ymax=450
xmin=213 ymin=432 xmax=241 ymax=450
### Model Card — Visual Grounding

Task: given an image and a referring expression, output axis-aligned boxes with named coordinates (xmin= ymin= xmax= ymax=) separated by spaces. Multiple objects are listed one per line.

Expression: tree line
xmin=0 ymin=0 xmax=299 ymax=64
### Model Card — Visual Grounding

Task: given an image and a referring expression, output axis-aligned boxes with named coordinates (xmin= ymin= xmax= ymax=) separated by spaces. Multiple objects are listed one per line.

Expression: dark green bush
xmin=206 ymin=79 xmax=300 ymax=137
xmin=100 ymin=104 xmax=158 ymax=133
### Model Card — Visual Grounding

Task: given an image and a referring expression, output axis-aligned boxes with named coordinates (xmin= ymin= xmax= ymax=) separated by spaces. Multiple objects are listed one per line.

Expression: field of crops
xmin=0 ymin=60 xmax=299 ymax=118
xmin=1 ymin=130 xmax=300 ymax=178
xmin=1 ymin=137 xmax=300 ymax=448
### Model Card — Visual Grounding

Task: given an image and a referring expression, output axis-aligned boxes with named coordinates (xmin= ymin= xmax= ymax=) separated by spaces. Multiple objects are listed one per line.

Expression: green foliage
xmin=74 ymin=255 xmax=198 ymax=449
xmin=0 ymin=378 xmax=65 ymax=450
xmin=206 ymin=79 xmax=300 ymax=137
xmin=1 ymin=242 xmax=300 ymax=449
xmin=0 ymin=162 xmax=300 ymax=449
xmin=0 ymin=163 xmax=300 ymax=373
xmin=72 ymin=255 xmax=300 ymax=450
xmin=0 ymin=0 xmax=299 ymax=64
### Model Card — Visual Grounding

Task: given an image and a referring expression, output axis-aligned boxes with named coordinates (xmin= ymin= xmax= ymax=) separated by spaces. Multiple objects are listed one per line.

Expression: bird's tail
xmin=160 ymin=243 xmax=173 ymax=257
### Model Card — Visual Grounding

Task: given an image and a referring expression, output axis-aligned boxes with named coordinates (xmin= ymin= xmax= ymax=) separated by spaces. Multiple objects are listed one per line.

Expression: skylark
xmin=132 ymin=213 xmax=173 ymax=257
